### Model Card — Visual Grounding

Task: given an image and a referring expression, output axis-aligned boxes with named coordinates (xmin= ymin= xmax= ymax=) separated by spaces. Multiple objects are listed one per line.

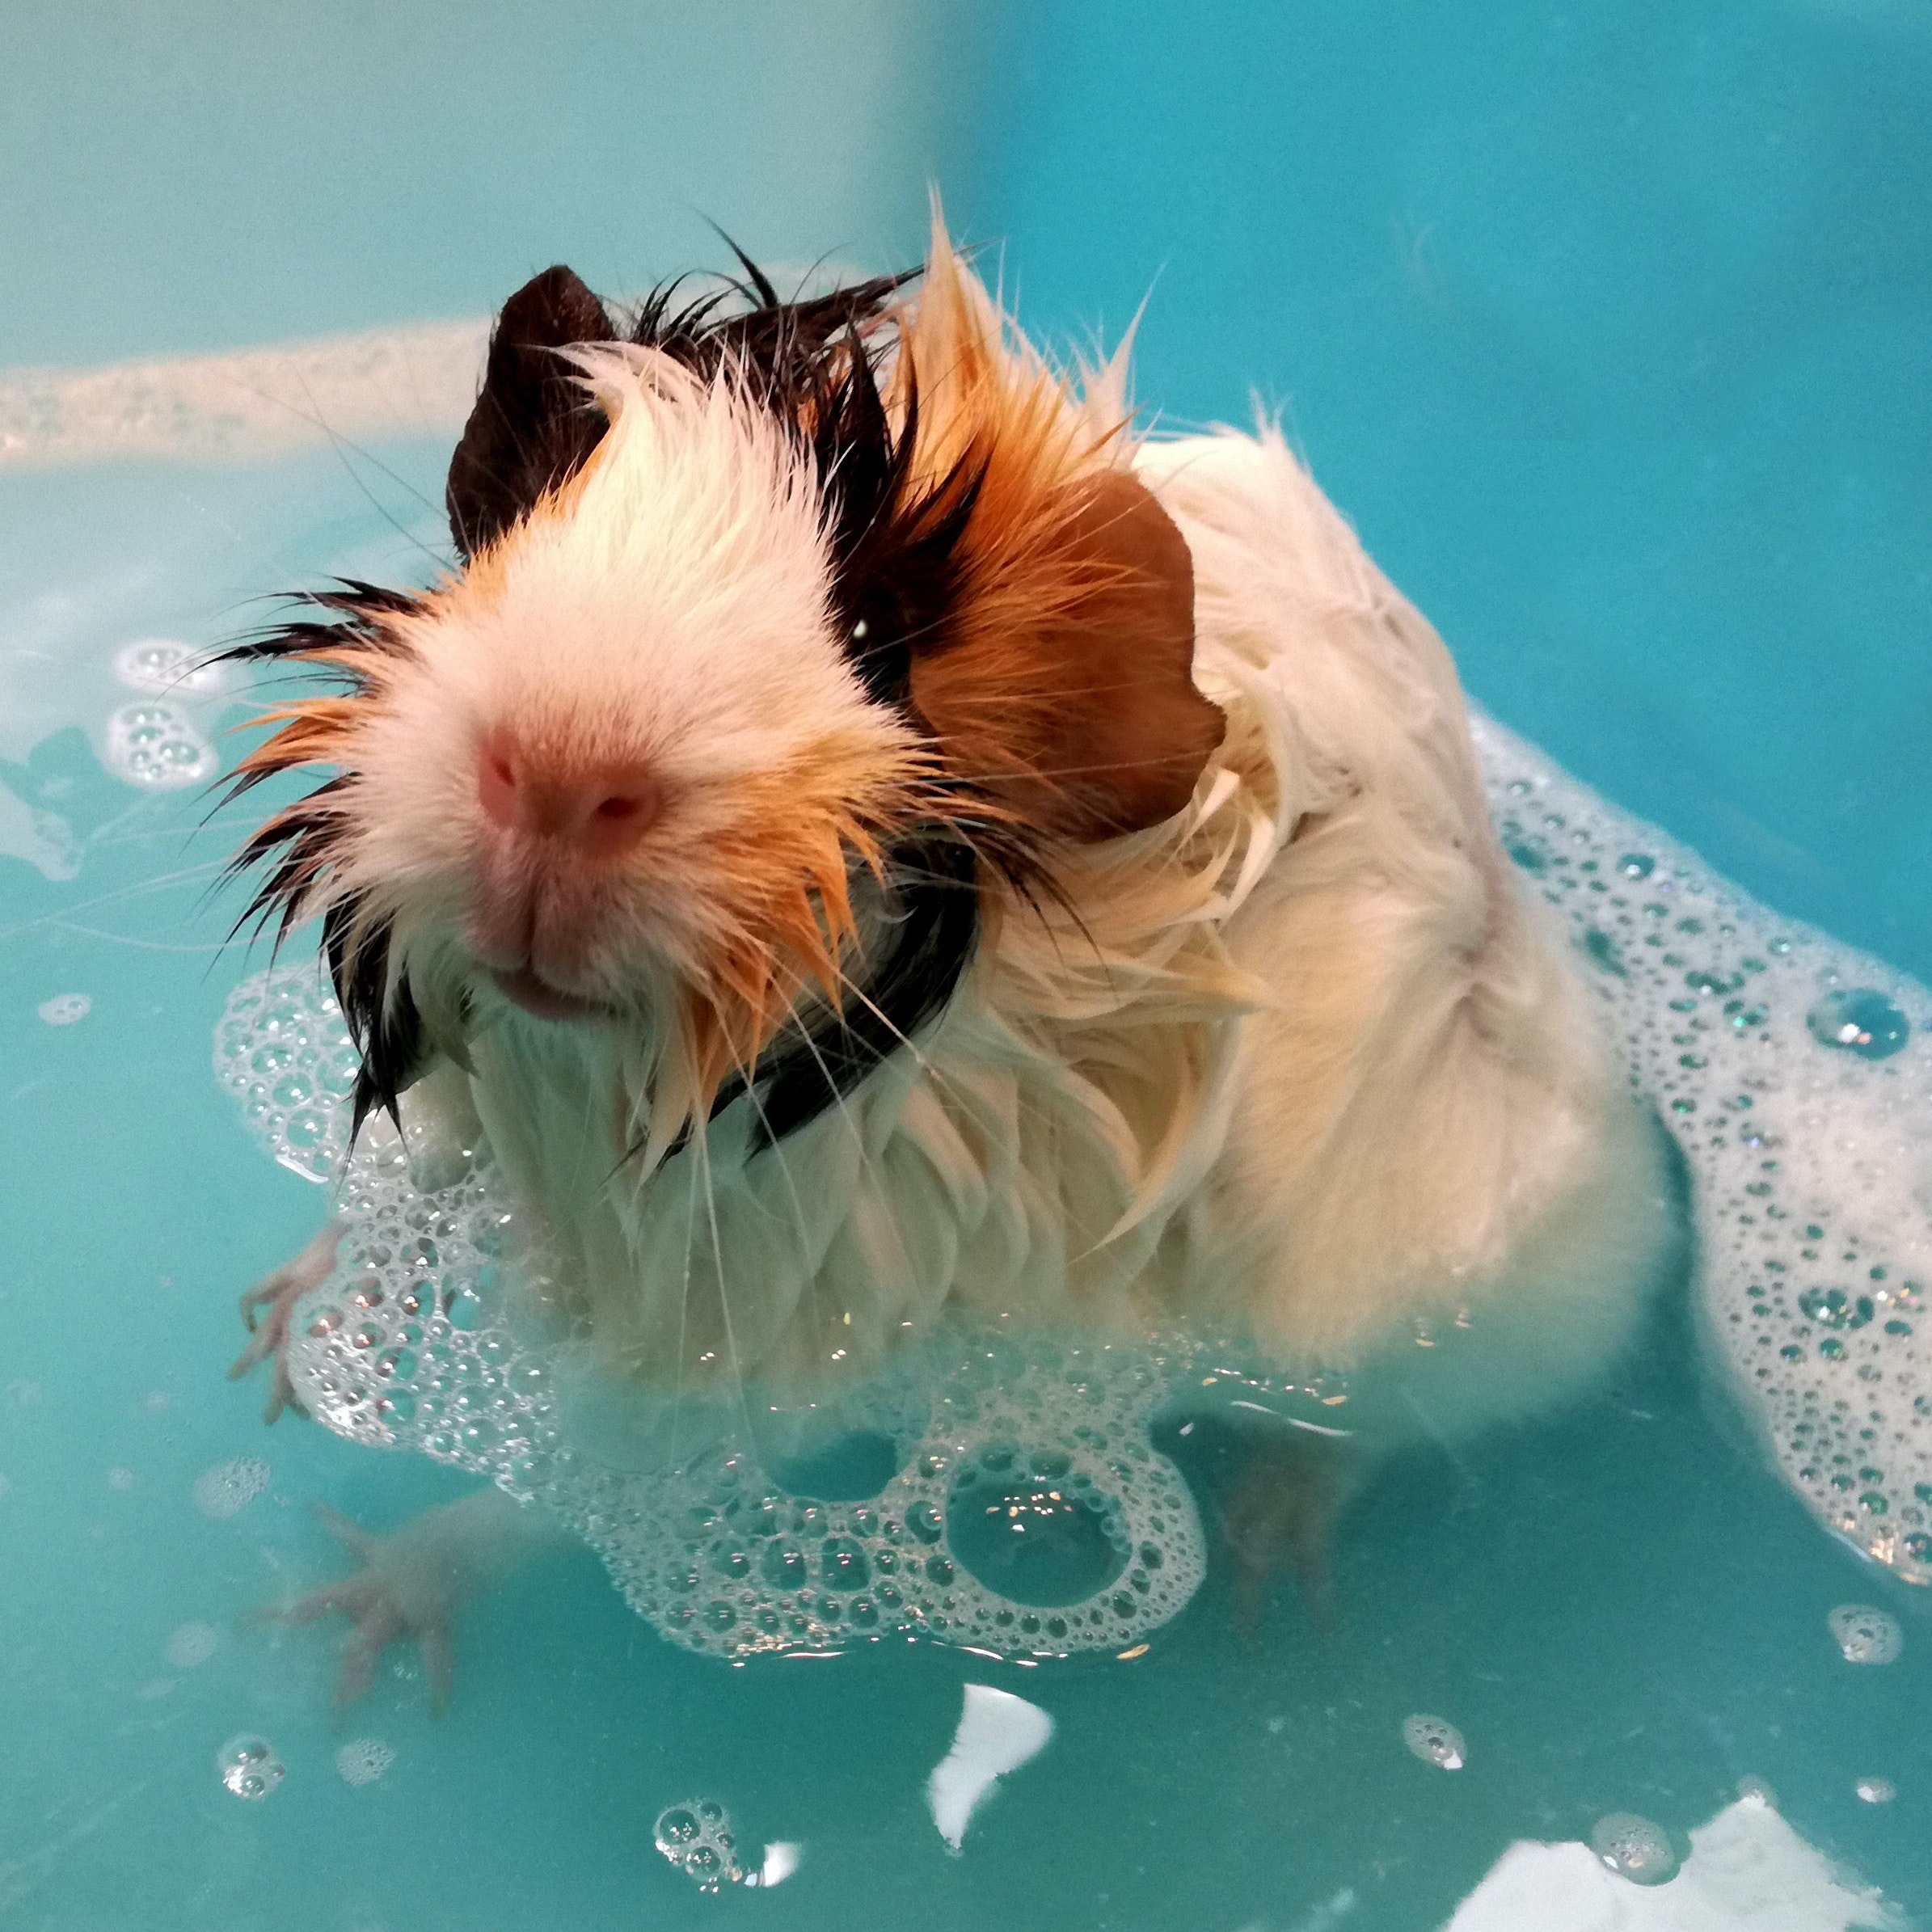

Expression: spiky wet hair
xmin=221 ymin=232 xmax=1223 ymax=1155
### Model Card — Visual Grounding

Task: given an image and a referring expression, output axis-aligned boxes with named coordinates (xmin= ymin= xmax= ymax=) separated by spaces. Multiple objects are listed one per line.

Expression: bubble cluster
xmin=335 ymin=1739 xmax=394 ymax=1786
xmin=192 ymin=1457 xmax=270 ymax=1520
xmin=218 ymin=1735 xmax=285 ymax=1800
xmin=165 ymin=1622 xmax=218 ymax=1668
xmin=1828 ymin=1602 xmax=1903 ymax=1665
xmin=112 ymin=638 xmax=224 ymax=698
xmin=1855 ymin=1776 xmax=1896 ymax=1804
xmin=36 ymin=993 xmax=90 ymax=1026
xmin=213 ymin=967 xmax=361 ymax=1183
xmin=104 ymin=700 xmax=214 ymax=789
xmin=1590 ymin=1812 xmax=1677 ymax=1885
xmin=1402 ymin=1715 xmax=1466 ymax=1770
xmin=654 ymin=1799 xmax=740 ymax=1891
xmin=1474 ymin=714 xmax=1932 ymax=1589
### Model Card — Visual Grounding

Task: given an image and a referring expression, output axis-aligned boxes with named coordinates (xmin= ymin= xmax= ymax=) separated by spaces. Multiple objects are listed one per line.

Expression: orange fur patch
xmin=891 ymin=230 xmax=1225 ymax=841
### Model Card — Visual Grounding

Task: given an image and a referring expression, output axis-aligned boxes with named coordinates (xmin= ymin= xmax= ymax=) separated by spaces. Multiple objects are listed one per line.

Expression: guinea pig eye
xmin=840 ymin=593 xmax=914 ymax=707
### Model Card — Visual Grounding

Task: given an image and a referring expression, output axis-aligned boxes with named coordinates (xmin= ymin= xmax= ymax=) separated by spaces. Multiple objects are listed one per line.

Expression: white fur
xmin=384 ymin=411 xmax=1671 ymax=1465
xmin=336 ymin=347 xmax=915 ymax=1004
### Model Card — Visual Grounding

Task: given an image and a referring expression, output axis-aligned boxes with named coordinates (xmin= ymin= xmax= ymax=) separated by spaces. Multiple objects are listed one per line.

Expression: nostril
xmin=478 ymin=732 xmax=521 ymax=829
xmin=578 ymin=771 xmax=661 ymax=854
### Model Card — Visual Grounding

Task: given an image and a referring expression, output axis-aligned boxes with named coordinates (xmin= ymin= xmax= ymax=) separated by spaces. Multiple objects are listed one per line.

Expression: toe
xmin=420 ymin=1622 xmax=456 ymax=1717
xmin=312 ymin=1501 xmax=377 ymax=1558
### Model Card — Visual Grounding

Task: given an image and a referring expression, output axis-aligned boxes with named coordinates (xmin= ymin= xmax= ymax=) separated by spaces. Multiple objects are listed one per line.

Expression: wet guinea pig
xmin=226 ymin=217 xmax=1673 ymax=1624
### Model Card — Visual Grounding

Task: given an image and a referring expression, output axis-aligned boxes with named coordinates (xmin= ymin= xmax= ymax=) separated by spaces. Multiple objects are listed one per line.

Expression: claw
xmin=228 ymin=1219 xmax=346 ymax=1424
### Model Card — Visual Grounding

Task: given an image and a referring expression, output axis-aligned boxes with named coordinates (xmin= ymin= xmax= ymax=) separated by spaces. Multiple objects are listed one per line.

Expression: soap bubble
xmin=1806 ymin=989 xmax=1909 ymax=1061
xmin=1855 ymin=1776 xmax=1896 ymax=1803
xmin=217 ymin=1735 xmax=285 ymax=1801
xmin=1828 ymin=1603 xmax=1902 ymax=1665
xmin=335 ymin=1739 xmax=394 ymax=1786
xmin=192 ymin=1457 xmax=270 ymax=1520
xmin=947 ymin=1457 xmax=1127 ymax=1608
xmin=36 ymin=993 xmax=90 ymax=1026
xmin=1401 ymin=1714 xmax=1466 ymax=1770
xmin=1591 ymin=1812 xmax=1676 ymax=1884
xmin=165 ymin=1622 xmax=218 ymax=1668
xmin=654 ymin=1798 xmax=740 ymax=1892
xmin=104 ymin=701 xmax=215 ymax=789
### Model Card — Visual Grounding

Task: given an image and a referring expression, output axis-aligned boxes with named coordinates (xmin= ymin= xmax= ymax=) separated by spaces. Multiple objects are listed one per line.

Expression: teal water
xmin=2 ymin=4 xmax=1929 ymax=1927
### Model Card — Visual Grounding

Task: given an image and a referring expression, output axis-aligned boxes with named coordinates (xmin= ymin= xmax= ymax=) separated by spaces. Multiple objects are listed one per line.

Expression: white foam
xmin=213 ymin=963 xmax=1207 ymax=1660
xmin=1403 ymin=1714 xmax=1466 ymax=1770
xmin=1472 ymin=713 xmax=1932 ymax=1589
xmin=217 ymin=1734 xmax=285 ymax=1801
xmin=653 ymin=1798 xmax=740 ymax=1891
xmin=36 ymin=993 xmax=90 ymax=1026
xmin=926 ymin=1684 xmax=1054 ymax=1851
xmin=1447 ymin=1794 xmax=1898 ymax=1929
xmin=0 ymin=318 xmax=488 ymax=471
xmin=112 ymin=638 xmax=226 ymax=698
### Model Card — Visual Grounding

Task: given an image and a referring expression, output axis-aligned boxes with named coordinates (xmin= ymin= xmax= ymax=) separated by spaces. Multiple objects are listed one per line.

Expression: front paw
xmin=228 ymin=1218 xmax=346 ymax=1424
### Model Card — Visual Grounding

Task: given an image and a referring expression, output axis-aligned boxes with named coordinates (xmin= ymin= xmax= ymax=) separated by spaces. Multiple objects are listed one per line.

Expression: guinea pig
xmin=224 ymin=215 xmax=1673 ymax=1668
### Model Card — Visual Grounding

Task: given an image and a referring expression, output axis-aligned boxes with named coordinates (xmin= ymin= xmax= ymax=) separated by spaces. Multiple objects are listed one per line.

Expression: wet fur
xmin=226 ymin=218 xmax=1671 ymax=1466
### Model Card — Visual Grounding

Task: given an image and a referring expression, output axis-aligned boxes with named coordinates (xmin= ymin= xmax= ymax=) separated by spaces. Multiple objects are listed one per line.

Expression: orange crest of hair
xmin=888 ymin=217 xmax=1224 ymax=843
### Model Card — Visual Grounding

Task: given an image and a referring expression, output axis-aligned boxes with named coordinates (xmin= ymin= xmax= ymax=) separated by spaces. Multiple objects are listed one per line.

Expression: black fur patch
xmin=446 ymin=266 xmax=618 ymax=561
xmin=723 ymin=833 xmax=981 ymax=1149
xmin=216 ymin=580 xmax=432 ymax=1132
xmin=323 ymin=901 xmax=429 ymax=1139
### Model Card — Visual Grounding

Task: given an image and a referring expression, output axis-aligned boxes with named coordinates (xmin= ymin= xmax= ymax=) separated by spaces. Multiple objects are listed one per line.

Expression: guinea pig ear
xmin=908 ymin=467 xmax=1225 ymax=842
xmin=445 ymin=265 xmax=617 ymax=560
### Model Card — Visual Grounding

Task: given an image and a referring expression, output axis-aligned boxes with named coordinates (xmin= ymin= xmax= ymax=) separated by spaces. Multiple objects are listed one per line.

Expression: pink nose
xmin=477 ymin=730 xmax=661 ymax=859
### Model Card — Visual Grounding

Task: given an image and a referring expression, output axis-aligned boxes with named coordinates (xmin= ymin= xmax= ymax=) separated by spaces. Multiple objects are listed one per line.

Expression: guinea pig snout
xmin=476 ymin=730 xmax=662 ymax=859
xmin=466 ymin=730 xmax=662 ymax=1005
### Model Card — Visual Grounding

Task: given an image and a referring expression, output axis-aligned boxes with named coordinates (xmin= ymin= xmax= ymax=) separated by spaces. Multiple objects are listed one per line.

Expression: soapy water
xmin=103 ymin=700 xmax=215 ymax=789
xmin=1469 ymin=713 xmax=1932 ymax=1591
xmin=213 ymin=713 xmax=1932 ymax=1660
